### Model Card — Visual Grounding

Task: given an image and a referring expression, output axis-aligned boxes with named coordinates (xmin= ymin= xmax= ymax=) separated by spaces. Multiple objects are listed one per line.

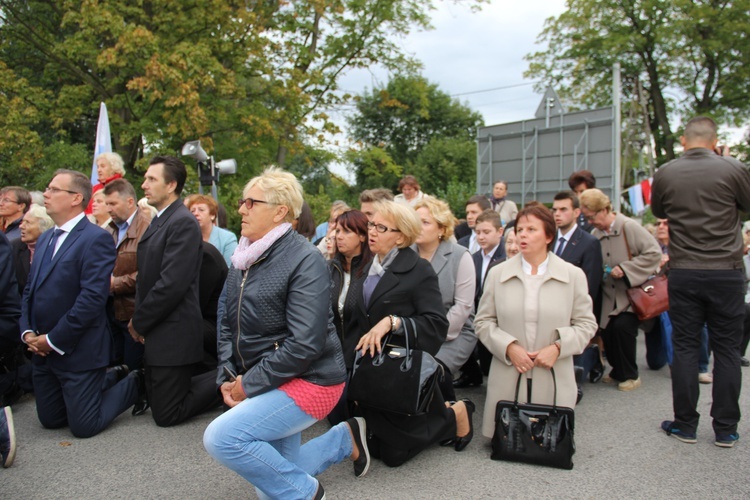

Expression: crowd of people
xmin=1 ymin=116 xmax=749 ymax=498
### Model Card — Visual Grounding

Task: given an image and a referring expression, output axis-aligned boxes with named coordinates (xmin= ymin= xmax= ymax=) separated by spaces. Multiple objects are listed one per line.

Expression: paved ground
xmin=4 ymin=335 xmax=750 ymax=499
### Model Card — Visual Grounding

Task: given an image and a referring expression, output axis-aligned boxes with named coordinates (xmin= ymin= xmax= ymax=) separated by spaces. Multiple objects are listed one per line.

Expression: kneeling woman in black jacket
xmin=203 ymin=168 xmax=370 ymax=499
xmin=353 ymin=200 xmax=475 ymax=467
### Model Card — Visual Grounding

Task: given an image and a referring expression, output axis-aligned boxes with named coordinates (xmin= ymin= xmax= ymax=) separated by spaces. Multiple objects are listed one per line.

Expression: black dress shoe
xmin=575 ymin=366 xmax=584 ymax=404
xmin=589 ymin=359 xmax=604 ymax=383
xmin=107 ymin=364 xmax=130 ymax=383
xmin=130 ymin=369 xmax=150 ymax=416
xmin=741 ymin=357 xmax=750 ymax=367
xmin=453 ymin=372 xmax=482 ymax=388
xmin=454 ymin=399 xmax=475 ymax=452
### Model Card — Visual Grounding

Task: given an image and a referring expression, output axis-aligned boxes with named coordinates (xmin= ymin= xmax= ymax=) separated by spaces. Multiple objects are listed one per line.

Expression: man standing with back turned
xmin=129 ymin=156 xmax=220 ymax=427
xmin=652 ymin=116 xmax=750 ymax=448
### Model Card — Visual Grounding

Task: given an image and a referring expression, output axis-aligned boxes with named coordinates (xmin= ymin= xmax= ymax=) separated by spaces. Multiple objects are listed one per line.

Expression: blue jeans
xmin=203 ymin=388 xmax=352 ymax=499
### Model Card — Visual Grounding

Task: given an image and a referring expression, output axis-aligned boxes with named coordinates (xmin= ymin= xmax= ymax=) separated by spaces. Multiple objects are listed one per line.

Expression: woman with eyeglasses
xmin=579 ymin=189 xmax=661 ymax=392
xmin=327 ymin=209 xmax=373 ymax=425
xmin=351 ymin=200 xmax=475 ymax=467
xmin=204 ymin=168 xmax=369 ymax=499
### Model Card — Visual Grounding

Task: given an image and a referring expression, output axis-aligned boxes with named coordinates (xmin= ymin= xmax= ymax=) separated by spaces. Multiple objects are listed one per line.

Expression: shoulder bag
xmin=621 ymin=224 xmax=669 ymax=321
xmin=348 ymin=317 xmax=442 ymax=416
xmin=491 ymin=368 xmax=576 ymax=470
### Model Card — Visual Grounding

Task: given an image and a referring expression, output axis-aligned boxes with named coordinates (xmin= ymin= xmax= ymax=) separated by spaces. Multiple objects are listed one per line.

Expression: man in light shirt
xmin=457 ymin=195 xmax=491 ymax=254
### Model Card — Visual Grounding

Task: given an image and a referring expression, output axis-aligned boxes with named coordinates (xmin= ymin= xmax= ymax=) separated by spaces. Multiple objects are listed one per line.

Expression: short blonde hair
xmin=579 ymin=188 xmax=612 ymax=213
xmin=414 ymin=197 xmax=456 ymax=239
xmin=244 ymin=167 xmax=303 ymax=223
xmin=96 ymin=152 xmax=126 ymax=176
xmin=26 ymin=204 xmax=54 ymax=232
xmin=372 ymin=200 xmax=422 ymax=248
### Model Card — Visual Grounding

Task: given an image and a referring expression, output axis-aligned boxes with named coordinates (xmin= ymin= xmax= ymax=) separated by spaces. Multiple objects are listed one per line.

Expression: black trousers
xmin=669 ymin=269 xmax=744 ymax=435
xmin=601 ymin=312 xmax=640 ymax=381
xmin=145 ymin=364 xmax=221 ymax=427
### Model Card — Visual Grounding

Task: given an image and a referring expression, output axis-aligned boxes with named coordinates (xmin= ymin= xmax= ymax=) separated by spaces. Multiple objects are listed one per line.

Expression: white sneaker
xmin=698 ymin=372 xmax=713 ymax=384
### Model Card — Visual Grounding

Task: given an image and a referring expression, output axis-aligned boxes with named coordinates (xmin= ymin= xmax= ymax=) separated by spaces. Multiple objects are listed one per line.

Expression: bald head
xmin=681 ymin=116 xmax=718 ymax=150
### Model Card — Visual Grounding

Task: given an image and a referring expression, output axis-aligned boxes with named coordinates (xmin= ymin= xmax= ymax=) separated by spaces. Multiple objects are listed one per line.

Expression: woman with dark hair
xmin=328 ymin=209 xmax=373 ymax=425
xmin=475 ymin=204 xmax=597 ymax=440
xmin=293 ymin=201 xmax=316 ymax=241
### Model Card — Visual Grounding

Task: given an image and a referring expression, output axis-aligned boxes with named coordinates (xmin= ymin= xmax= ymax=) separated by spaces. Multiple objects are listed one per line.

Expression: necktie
xmin=555 ymin=237 xmax=566 ymax=256
xmin=38 ymin=229 xmax=64 ymax=277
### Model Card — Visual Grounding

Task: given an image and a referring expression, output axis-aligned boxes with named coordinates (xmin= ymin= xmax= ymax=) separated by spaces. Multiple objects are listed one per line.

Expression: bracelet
xmin=389 ymin=315 xmax=398 ymax=332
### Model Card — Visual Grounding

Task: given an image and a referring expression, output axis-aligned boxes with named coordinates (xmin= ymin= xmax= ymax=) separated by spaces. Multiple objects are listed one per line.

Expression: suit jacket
xmin=475 ymin=253 xmax=597 ymax=437
xmin=132 ymin=199 xmax=203 ymax=367
xmin=0 ymin=232 xmax=20 ymax=342
xmin=20 ymin=216 xmax=116 ymax=372
xmin=11 ymin=238 xmax=30 ymax=296
xmin=558 ymin=225 xmax=603 ymax=299
xmin=355 ymin=248 xmax=448 ymax=357
xmin=472 ymin=244 xmax=506 ymax=306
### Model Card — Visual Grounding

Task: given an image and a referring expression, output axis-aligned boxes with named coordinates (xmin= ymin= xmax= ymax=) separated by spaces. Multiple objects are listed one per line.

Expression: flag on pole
xmin=91 ymin=102 xmax=112 ymax=185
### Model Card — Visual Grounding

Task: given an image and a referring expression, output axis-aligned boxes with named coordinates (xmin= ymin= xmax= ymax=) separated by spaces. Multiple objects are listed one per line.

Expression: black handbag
xmin=348 ymin=317 xmax=442 ymax=416
xmin=491 ymin=368 xmax=576 ymax=470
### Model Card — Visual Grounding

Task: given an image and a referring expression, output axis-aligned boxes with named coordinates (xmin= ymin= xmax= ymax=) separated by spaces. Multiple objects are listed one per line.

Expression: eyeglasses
xmin=584 ymin=210 xmax=601 ymax=222
xmin=367 ymin=221 xmax=400 ymax=234
xmin=44 ymin=186 xmax=78 ymax=195
xmin=0 ymin=198 xmax=18 ymax=204
xmin=238 ymin=197 xmax=272 ymax=210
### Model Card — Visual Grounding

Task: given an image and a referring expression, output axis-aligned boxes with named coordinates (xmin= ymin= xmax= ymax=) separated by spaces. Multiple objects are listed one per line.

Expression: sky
xmin=326 ymin=0 xmax=569 ymax=180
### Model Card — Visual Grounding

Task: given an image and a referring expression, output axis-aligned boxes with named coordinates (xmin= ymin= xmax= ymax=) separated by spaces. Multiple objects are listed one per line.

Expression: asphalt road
xmin=4 ymin=335 xmax=750 ymax=499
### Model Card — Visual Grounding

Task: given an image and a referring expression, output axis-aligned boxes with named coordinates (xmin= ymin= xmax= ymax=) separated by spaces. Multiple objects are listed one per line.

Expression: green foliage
xmin=433 ymin=181 xmax=477 ymax=219
xmin=0 ymin=0 xmax=484 ymax=195
xmin=525 ymin=0 xmax=750 ymax=165
xmin=346 ymin=73 xmax=483 ymax=214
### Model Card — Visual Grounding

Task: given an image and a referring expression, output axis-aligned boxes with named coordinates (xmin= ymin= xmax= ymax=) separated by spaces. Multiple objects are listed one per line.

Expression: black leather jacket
xmin=329 ymin=254 xmax=369 ymax=369
xmin=216 ymin=229 xmax=346 ymax=398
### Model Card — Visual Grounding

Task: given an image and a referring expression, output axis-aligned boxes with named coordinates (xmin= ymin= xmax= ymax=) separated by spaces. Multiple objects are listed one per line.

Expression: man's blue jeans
xmin=203 ymin=388 xmax=352 ymax=499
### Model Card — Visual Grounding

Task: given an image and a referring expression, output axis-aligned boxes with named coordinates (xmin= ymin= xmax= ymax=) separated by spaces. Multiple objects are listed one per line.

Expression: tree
xmin=347 ymin=73 xmax=483 ymax=203
xmin=525 ymin=0 xmax=750 ymax=164
xmin=0 ymin=0 xmax=483 ymax=192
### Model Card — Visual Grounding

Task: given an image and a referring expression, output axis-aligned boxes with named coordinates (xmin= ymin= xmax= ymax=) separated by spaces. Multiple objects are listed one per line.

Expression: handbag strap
xmin=512 ymin=367 xmax=559 ymax=410
xmin=621 ymin=223 xmax=633 ymax=261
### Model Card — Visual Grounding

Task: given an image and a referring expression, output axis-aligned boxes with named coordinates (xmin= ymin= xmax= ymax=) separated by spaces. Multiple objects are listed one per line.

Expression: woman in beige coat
xmin=475 ymin=204 xmax=597 ymax=439
xmin=579 ymin=189 xmax=661 ymax=391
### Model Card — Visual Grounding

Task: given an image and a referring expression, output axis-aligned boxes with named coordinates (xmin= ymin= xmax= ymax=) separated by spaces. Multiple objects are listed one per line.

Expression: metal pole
xmin=612 ymin=63 xmax=622 ymax=212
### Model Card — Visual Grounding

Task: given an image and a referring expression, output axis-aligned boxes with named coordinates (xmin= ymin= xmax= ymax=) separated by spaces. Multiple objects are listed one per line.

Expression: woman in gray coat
xmin=413 ymin=198 xmax=477 ymax=383
xmin=580 ymin=189 xmax=661 ymax=391
xmin=475 ymin=204 xmax=597 ymax=439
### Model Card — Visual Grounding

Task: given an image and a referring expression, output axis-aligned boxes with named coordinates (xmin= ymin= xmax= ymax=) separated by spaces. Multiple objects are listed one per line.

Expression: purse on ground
xmin=491 ymin=368 xmax=576 ymax=470
xmin=348 ymin=317 xmax=442 ymax=416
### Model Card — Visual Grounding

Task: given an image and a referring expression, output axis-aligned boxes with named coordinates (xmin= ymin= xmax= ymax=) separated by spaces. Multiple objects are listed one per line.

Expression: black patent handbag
xmin=491 ymin=367 xmax=576 ymax=470
xmin=348 ymin=317 xmax=442 ymax=416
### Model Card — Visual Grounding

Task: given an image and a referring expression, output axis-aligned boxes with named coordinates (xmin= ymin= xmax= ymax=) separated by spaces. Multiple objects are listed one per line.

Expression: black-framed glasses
xmin=367 ymin=221 xmax=400 ymax=234
xmin=238 ymin=197 xmax=272 ymax=210
xmin=44 ymin=186 xmax=78 ymax=195
xmin=0 ymin=197 xmax=19 ymax=204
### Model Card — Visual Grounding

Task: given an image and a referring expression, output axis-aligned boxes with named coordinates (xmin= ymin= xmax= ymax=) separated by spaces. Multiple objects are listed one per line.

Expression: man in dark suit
xmin=20 ymin=169 xmax=139 ymax=438
xmin=455 ymin=210 xmax=505 ymax=388
xmin=456 ymin=195 xmax=491 ymax=254
xmin=129 ymin=156 xmax=220 ymax=427
xmin=552 ymin=190 xmax=604 ymax=400
xmin=568 ymin=170 xmax=596 ymax=233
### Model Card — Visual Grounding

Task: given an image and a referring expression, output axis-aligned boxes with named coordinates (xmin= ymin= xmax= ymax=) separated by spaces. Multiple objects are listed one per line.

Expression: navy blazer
xmin=20 ymin=216 xmax=116 ymax=372
xmin=558 ymin=225 xmax=603 ymax=299
xmin=472 ymin=244 xmax=506 ymax=307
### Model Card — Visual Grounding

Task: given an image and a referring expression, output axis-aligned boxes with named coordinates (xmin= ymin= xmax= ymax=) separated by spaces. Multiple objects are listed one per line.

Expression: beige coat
xmin=475 ymin=253 xmax=597 ymax=438
xmin=592 ymin=213 xmax=661 ymax=329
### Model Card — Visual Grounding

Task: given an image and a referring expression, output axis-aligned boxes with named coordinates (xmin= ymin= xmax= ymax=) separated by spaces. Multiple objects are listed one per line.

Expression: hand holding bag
xmin=348 ymin=317 xmax=442 ymax=416
xmin=491 ymin=368 xmax=576 ymax=470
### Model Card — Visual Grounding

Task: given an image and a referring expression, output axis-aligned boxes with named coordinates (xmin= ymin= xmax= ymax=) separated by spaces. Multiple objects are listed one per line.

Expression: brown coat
xmin=106 ymin=208 xmax=151 ymax=321
xmin=475 ymin=253 xmax=597 ymax=438
xmin=591 ymin=213 xmax=661 ymax=329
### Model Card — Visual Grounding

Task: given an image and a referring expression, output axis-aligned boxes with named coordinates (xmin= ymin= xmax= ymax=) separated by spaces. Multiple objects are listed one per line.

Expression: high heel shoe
xmin=454 ymin=398 xmax=475 ymax=452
